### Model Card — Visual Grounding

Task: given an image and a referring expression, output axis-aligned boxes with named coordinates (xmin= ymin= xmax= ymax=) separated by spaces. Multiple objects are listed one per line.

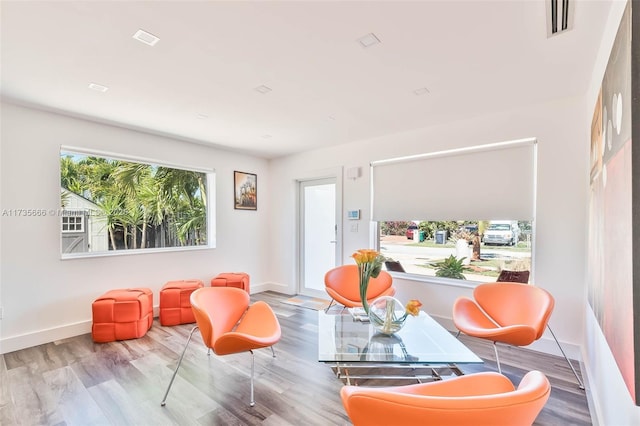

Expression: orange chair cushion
xmin=341 ymin=371 xmax=551 ymax=426
xmin=92 ymin=288 xmax=153 ymax=343
xmin=325 ymin=264 xmax=395 ymax=308
xmin=190 ymin=287 xmax=281 ymax=356
xmin=210 ymin=272 xmax=250 ymax=294
xmin=159 ymin=279 xmax=204 ymax=326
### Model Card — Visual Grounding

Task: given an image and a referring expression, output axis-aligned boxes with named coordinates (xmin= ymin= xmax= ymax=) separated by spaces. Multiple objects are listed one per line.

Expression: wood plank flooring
xmin=1 ymin=291 xmax=591 ymax=425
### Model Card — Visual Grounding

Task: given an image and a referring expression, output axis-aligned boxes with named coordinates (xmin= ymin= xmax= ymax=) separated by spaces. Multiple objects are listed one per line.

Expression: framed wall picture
xmin=234 ymin=171 xmax=257 ymax=210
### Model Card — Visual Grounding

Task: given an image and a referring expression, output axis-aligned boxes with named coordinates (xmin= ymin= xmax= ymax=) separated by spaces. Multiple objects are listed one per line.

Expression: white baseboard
xmin=251 ymin=282 xmax=290 ymax=294
xmin=0 ymin=320 xmax=92 ymax=354
xmin=1 ymin=305 xmax=161 ymax=355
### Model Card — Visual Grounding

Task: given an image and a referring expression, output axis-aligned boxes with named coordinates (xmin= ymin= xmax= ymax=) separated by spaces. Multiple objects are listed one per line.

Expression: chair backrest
xmin=324 ymin=264 xmax=393 ymax=303
xmin=341 ymin=371 xmax=550 ymax=426
xmin=497 ymin=270 xmax=530 ymax=283
xmin=190 ymin=287 xmax=250 ymax=349
xmin=473 ymin=283 xmax=554 ymax=340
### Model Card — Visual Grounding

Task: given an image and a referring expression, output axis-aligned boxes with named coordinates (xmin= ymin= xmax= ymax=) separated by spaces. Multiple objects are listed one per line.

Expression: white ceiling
xmin=1 ymin=1 xmax=613 ymax=159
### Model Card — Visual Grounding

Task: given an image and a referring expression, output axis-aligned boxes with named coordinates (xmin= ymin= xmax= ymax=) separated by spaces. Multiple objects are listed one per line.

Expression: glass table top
xmin=318 ymin=310 xmax=483 ymax=364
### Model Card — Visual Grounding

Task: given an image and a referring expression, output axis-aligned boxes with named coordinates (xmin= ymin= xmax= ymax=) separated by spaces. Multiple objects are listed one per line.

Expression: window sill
xmin=60 ymin=244 xmax=214 ymax=260
xmin=387 ymin=271 xmax=482 ymax=289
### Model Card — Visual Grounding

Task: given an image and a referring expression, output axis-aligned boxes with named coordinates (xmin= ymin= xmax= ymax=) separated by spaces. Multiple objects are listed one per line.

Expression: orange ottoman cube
xmin=92 ymin=288 xmax=153 ymax=343
xmin=210 ymin=272 xmax=250 ymax=294
xmin=159 ymin=279 xmax=204 ymax=326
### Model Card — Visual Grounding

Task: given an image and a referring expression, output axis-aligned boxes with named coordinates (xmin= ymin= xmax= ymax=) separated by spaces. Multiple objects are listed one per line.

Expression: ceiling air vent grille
xmin=546 ymin=0 xmax=573 ymax=38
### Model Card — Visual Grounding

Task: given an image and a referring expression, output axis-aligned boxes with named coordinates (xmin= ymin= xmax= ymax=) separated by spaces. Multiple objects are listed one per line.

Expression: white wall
xmin=268 ymin=93 xmax=588 ymax=359
xmin=582 ymin=1 xmax=640 ymax=424
xmin=0 ymin=102 xmax=270 ymax=353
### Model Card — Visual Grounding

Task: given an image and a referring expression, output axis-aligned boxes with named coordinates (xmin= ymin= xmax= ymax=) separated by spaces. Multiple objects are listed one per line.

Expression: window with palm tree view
xmin=60 ymin=150 xmax=210 ymax=256
xmin=379 ymin=220 xmax=532 ymax=282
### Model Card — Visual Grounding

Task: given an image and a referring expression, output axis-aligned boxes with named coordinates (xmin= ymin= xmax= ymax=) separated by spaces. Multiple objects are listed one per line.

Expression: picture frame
xmin=234 ymin=171 xmax=257 ymax=210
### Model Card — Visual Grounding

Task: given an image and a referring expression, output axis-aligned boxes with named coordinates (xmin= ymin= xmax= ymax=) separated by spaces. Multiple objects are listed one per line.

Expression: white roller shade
xmin=371 ymin=138 xmax=536 ymax=221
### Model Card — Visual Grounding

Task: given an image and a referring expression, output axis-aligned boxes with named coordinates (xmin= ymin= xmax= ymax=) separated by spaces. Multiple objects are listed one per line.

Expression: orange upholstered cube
xmin=92 ymin=288 xmax=153 ymax=343
xmin=159 ymin=279 xmax=204 ymax=326
xmin=211 ymin=272 xmax=250 ymax=294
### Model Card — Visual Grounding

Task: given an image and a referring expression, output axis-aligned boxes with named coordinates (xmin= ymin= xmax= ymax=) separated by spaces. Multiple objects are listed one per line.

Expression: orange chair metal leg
xmin=250 ymin=350 xmax=255 ymax=407
xmin=493 ymin=342 xmax=502 ymax=374
xmin=547 ymin=324 xmax=585 ymax=389
xmin=160 ymin=326 xmax=199 ymax=406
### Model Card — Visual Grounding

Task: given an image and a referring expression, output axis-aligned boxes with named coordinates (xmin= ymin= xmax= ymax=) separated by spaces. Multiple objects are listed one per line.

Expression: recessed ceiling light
xmin=133 ymin=29 xmax=160 ymax=46
xmin=413 ymin=87 xmax=430 ymax=96
xmin=254 ymin=85 xmax=272 ymax=94
xmin=88 ymin=82 xmax=109 ymax=93
xmin=357 ymin=33 xmax=381 ymax=48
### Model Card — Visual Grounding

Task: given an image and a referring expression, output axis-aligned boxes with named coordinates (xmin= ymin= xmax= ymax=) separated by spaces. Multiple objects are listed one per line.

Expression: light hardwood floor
xmin=1 ymin=291 xmax=591 ymax=425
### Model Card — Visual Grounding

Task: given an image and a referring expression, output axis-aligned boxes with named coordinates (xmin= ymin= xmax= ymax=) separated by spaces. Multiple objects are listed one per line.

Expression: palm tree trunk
xmin=132 ymin=225 xmax=138 ymax=249
xmin=109 ymin=229 xmax=117 ymax=251
xmin=141 ymin=216 xmax=147 ymax=249
xmin=198 ymin=176 xmax=207 ymax=207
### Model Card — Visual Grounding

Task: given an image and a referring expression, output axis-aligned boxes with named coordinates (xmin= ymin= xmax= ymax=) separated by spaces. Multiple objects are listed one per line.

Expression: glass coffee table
xmin=318 ymin=309 xmax=482 ymax=385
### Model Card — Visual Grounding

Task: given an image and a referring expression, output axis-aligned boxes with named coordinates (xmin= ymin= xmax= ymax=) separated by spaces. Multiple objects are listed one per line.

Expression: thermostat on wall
xmin=347 ymin=210 xmax=360 ymax=220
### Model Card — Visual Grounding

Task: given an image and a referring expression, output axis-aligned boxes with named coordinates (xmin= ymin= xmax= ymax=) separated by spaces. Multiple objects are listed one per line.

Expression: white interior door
xmin=299 ymin=178 xmax=338 ymax=297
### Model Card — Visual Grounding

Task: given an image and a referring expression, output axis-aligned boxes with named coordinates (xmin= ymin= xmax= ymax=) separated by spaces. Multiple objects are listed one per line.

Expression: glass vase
xmin=368 ymin=296 xmax=407 ymax=335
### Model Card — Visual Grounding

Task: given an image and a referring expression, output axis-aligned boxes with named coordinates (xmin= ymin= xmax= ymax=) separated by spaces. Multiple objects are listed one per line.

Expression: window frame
xmin=59 ymin=145 xmax=216 ymax=260
xmin=61 ymin=211 xmax=85 ymax=233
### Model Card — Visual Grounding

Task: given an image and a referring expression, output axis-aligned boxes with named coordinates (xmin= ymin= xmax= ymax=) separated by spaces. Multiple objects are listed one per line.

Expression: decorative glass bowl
xmin=368 ymin=296 xmax=407 ymax=335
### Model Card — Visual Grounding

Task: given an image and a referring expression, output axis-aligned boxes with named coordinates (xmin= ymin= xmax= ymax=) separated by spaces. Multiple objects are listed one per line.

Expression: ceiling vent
xmin=357 ymin=33 xmax=381 ymax=48
xmin=254 ymin=85 xmax=272 ymax=94
xmin=546 ymin=0 xmax=573 ymax=37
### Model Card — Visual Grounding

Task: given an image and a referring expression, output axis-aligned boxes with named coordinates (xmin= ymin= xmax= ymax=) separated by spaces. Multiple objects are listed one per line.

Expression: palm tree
xmin=155 ymin=167 xmax=207 ymax=246
xmin=96 ymin=194 xmax=124 ymax=251
xmin=113 ymin=162 xmax=153 ymax=249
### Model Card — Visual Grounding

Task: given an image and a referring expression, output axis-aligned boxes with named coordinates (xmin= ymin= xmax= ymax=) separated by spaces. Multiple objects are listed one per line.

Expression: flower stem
xmin=383 ymin=301 xmax=394 ymax=334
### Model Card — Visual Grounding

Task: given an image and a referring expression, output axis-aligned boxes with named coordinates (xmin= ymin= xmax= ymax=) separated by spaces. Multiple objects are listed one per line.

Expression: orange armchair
xmin=161 ymin=287 xmax=281 ymax=407
xmin=324 ymin=264 xmax=395 ymax=311
xmin=341 ymin=371 xmax=551 ymax=426
xmin=453 ymin=282 xmax=584 ymax=389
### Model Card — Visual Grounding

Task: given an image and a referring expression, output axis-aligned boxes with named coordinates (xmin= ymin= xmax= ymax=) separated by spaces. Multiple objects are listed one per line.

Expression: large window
xmin=60 ymin=148 xmax=214 ymax=257
xmin=379 ymin=220 xmax=532 ymax=282
xmin=372 ymin=139 xmax=536 ymax=283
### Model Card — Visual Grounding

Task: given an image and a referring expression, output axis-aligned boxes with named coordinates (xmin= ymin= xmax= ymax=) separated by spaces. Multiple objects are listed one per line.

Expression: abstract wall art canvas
xmin=588 ymin=0 xmax=639 ymax=403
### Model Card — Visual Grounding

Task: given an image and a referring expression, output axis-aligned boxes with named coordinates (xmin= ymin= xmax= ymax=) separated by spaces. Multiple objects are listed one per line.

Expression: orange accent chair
xmin=91 ymin=288 xmax=153 ymax=343
xmin=159 ymin=279 xmax=204 ymax=326
xmin=161 ymin=287 xmax=281 ymax=407
xmin=452 ymin=282 xmax=584 ymax=389
xmin=341 ymin=371 xmax=551 ymax=426
xmin=211 ymin=272 xmax=250 ymax=294
xmin=324 ymin=264 xmax=395 ymax=311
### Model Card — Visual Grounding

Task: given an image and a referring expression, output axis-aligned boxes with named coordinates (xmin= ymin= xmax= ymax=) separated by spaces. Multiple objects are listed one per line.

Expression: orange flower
xmin=351 ymin=249 xmax=380 ymax=265
xmin=405 ymin=299 xmax=422 ymax=316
